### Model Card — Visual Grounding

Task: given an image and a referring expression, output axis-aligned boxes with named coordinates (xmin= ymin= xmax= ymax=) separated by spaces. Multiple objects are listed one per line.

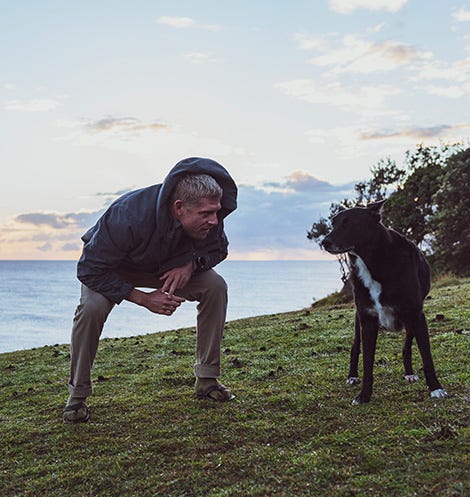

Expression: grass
xmin=0 ymin=278 xmax=469 ymax=497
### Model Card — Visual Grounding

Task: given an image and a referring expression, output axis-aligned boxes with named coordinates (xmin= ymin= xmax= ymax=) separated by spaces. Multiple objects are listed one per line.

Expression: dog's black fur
xmin=321 ymin=200 xmax=447 ymax=404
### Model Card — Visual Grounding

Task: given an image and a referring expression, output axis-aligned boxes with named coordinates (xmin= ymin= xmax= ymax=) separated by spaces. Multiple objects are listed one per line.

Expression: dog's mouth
xmin=321 ymin=239 xmax=354 ymax=254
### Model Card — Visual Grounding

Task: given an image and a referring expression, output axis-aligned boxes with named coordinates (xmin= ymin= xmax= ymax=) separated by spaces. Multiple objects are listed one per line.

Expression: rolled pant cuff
xmin=68 ymin=383 xmax=93 ymax=398
xmin=194 ymin=364 xmax=220 ymax=378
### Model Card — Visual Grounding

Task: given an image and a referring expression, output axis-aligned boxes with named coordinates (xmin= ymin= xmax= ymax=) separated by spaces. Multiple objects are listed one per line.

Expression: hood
xmin=156 ymin=157 xmax=238 ymax=227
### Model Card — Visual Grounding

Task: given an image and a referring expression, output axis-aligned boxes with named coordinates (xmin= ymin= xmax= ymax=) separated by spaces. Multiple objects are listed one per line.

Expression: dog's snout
xmin=320 ymin=232 xmax=352 ymax=255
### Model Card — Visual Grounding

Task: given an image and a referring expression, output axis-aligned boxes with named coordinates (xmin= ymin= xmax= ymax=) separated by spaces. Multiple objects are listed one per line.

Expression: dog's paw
xmin=404 ymin=374 xmax=419 ymax=383
xmin=430 ymin=388 xmax=448 ymax=399
xmin=352 ymin=395 xmax=370 ymax=405
xmin=346 ymin=376 xmax=360 ymax=385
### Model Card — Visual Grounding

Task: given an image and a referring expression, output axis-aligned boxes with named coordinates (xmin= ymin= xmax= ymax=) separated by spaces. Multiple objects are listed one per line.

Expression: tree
xmin=383 ymin=160 xmax=442 ymax=248
xmin=383 ymin=144 xmax=461 ymax=248
xmin=306 ymin=157 xmax=404 ymax=244
xmin=307 ymin=143 xmax=469 ymax=276
xmin=430 ymin=147 xmax=470 ymax=275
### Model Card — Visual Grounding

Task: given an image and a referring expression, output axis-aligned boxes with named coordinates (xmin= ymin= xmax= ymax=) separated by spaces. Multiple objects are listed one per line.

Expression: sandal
xmin=196 ymin=383 xmax=235 ymax=402
xmin=63 ymin=402 xmax=90 ymax=423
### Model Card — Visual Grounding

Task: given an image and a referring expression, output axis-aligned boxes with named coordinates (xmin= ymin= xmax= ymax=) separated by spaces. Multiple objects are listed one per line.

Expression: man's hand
xmin=127 ymin=288 xmax=185 ymax=315
xmin=160 ymin=260 xmax=193 ymax=296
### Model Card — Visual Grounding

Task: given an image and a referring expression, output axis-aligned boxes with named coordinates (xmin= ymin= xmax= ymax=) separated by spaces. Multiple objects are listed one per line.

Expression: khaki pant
xmin=68 ymin=269 xmax=228 ymax=398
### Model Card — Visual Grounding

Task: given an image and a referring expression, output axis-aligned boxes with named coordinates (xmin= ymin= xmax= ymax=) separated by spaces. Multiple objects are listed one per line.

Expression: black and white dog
xmin=321 ymin=200 xmax=448 ymax=404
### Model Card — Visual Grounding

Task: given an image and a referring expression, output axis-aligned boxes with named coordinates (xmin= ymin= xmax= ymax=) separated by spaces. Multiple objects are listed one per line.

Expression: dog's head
xmin=321 ymin=200 xmax=386 ymax=254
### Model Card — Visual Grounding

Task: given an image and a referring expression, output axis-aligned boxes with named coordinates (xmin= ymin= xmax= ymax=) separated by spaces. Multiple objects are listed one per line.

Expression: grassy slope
xmin=0 ymin=279 xmax=469 ymax=497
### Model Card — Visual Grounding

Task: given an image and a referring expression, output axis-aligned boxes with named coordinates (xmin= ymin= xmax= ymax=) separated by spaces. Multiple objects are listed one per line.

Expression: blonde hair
xmin=171 ymin=174 xmax=222 ymax=205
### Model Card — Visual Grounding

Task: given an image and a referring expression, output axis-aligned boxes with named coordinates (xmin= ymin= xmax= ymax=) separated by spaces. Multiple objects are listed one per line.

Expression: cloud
xmin=95 ymin=188 xmax=132 ymax=197
xmin=329 ymin=0 xmax=408 ymax=14
xmin=37 ymin=242 xmax=53 ymax=252
xmin=452 ymin=7 xmax=470 ymax=22
xmin=304 ymin=125 xmax=390 ymax=163
xmin=275 ymin=79 xmax=400 ymax=117
xmin=5 ymin=98 xmax=62 ymax=112
xmin=0 ymin=209 xmax=105 ymax=259
xmin=157 ymin=16 xmax=222 ymax=31
xmin=261 ymin=171 xmax=338 ymax=193
xmin=84 ymin=116 xmax=170 ymax=134
xmin=183 ymin=51 xmax=220 ymax=64
xmin=410 ymin=56 xmax=470 ymax=99
xmin=157 ymin=16 xmax=194 ymax=28
xmin=359 ymin=123 xmax=470 ymax=141
xmin=15 ymin=211 xmax=102 ymax=230
xmin=295 ymin=33 xmax=428 ymax=75
xmin=1 ymin=177 xmax=354 ymax=260
xmin=290 ymin=29 xmax=470 ymax=107
xmin=61 ymin=242 xmax=81 ymax=251
xmin=227 ymin=181 xmax=354 ymax=257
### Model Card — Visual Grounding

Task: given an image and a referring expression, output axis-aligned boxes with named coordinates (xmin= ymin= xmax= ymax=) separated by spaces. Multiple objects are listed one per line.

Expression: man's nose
xmin=208 ymin=213 xmax=219 ymax=226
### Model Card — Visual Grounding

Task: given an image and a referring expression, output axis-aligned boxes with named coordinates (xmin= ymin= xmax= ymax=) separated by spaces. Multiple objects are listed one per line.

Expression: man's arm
xmin=77 ymin=210 xmax=137 ymax=304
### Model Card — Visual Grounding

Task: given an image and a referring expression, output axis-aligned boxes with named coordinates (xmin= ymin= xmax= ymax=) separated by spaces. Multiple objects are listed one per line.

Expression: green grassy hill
xmin=1 ymin=278 xmax=469 ymax=497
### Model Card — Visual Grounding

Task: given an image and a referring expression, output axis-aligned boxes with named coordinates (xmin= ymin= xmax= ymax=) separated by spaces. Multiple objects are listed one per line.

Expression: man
xmin=63 ymin=157 xmax=238 ymax=423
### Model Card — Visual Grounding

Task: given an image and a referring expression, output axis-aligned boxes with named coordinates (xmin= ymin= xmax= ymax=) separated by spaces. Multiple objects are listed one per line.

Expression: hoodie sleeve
xmin=77 ymin=207 xmax=136 ymax=304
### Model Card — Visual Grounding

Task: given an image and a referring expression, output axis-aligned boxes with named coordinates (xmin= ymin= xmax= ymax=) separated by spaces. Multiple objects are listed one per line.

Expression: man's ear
xmin=172 ymin=199 xmax=185 ymax=218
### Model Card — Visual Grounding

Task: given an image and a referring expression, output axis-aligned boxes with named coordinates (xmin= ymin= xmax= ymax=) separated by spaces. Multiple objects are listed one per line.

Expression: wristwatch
xmin=194 ymin=256 xmax=207 ymax=271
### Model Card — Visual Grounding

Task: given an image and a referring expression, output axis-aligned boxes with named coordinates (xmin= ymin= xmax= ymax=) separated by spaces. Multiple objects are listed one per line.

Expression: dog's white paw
xmin=346 ymin=377 xmax=360 ymax=385
xmin=404 ymin=374 xmax=419 ymax=383
xmin=430 ymin=388 xmax=448 ymax=399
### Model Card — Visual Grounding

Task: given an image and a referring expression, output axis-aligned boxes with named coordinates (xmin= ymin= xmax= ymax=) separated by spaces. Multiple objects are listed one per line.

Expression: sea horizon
xmin=0 ymin=260 xmax=343 ymax=354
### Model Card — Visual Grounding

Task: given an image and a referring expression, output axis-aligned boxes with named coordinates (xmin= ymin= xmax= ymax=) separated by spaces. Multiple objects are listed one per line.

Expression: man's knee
xmin=186 ymin=269 xmax=227 ymax=303
xmin=196 ymin=271 xmax=227 ymax=304
xmin=205 ymin=271 xmax=228 ymax=294
xmin=74 ymin=287 xmax=113 ymax=324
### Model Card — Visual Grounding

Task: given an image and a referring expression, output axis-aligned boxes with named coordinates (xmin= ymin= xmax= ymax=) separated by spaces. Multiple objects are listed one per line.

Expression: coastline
xmin=0 ymin=260 xmax=343 ymax=354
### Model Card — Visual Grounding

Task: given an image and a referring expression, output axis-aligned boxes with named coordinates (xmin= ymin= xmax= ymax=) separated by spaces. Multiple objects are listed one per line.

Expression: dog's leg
xmin=403 ymin=328 xmax=418 ymax=382
xmin=408 ymin=312 xmax=448 ymax=399
xmin=353 ymin=317 xmax=378 ymax=405
xmin=347 ymin=311 xmax=361 ymax=385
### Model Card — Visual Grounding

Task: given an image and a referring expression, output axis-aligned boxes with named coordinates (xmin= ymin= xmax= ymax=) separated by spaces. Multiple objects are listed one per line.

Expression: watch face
xmin=197 ymin=257 xmax=206 ymax=269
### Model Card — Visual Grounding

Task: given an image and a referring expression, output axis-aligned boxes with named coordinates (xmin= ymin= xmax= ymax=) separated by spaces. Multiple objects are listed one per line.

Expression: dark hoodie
xmin=77 ymin=157 xmax=237 ymax=304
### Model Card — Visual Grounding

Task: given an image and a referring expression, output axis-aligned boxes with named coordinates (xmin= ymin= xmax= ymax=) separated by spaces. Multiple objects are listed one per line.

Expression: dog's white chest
xmin=352 ymin=255 xmax=396 ymax=330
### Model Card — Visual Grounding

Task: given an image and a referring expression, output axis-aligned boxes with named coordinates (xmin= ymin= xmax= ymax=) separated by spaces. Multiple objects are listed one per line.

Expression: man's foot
xmin=195 ymin=378 xmax=235 ymax=402
xmin=63 ymin=396 xmax=90 ymax=423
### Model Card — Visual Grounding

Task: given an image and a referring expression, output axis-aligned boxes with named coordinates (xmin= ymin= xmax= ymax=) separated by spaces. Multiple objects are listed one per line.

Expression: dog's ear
xmin=366 ymin=199 xmax=386 ymax=218
xmin=367 ymin=199 xmax=386 ymax=211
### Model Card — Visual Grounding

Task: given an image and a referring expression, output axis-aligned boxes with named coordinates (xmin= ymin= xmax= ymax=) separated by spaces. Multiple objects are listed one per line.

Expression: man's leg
xmin=176 ymin=270 xmax=234 ymax=401
xmin=67 ymin=268 xmax=233 ymax=406
xmin=64 ymin=284 xmax=114 ymax=422
xmin=120 ymin=268 xmax=229 ymax=381
xmin=178 ymin=269 xmax=228 ymax=379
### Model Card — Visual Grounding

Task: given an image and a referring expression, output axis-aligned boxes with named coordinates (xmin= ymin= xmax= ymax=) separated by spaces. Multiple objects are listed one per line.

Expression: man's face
xmin=172 ymin=197 xmax=221 ymax=240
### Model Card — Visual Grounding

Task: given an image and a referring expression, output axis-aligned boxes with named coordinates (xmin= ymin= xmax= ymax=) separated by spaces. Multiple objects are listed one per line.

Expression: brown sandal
xmin=63 ymin=402 xmax=90 ymax=423
xmin=196 ymin=383 xmax=235 ymax=402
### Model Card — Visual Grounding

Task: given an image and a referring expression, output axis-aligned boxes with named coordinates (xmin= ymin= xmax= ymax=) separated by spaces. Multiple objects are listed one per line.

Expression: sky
xmin=1 ymin=0 xmax=469 ymax=260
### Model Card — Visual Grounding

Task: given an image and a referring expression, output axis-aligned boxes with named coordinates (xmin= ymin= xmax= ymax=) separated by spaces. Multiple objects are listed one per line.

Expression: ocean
xmin=0 ymin=260 xmax=342 ymax=354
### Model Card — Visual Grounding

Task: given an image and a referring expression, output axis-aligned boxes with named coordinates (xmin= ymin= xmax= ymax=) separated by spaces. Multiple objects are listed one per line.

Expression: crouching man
xmin=63 ymin=157 xmax=238 ymax=423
